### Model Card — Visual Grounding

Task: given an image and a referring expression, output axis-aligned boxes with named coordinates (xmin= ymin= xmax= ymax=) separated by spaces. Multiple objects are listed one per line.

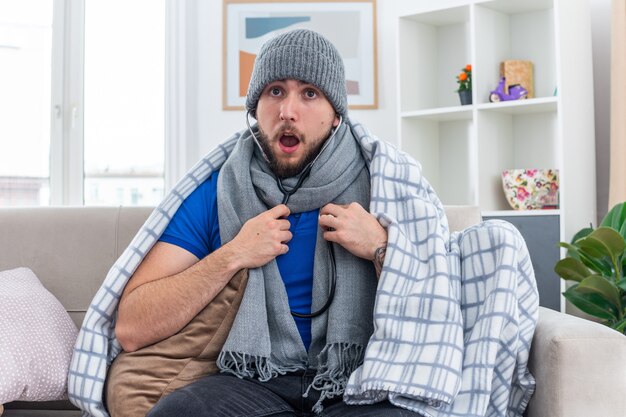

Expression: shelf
xmin=476 ymin=96 xmax=557 ymax=114
xmin=400 ymin=97 xmax=557 ymax=120
xmin=482 ymin=209 xmax=561 ymax=217
xmin=398 ymin=6 xmax=471 ymax=112
xmin=400 ymin=106 xmax=473 ymax=121
xmin=401 ymin=117 xmax=475 ymax=206
xmin=397 ymin=0 xmax=595 ymax=313
xmin=477 ymin=108 xmax=558 ymax=211
xmin=397 ymin=0 xmax=595 ymax=237
xmin=479 ymin=0 xmax=554 ymax=14
xmin=474 ymin=1 xmax=556 ymax=103
xmin=402 ymin=5 xmax=469 ymax=25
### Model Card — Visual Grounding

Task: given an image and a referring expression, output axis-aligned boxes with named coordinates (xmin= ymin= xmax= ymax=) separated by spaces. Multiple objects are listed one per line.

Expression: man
xmin=72 ymin=29 xmax=537 ymax=417
xmin=116 ymin=29 xmax=406 ymax=416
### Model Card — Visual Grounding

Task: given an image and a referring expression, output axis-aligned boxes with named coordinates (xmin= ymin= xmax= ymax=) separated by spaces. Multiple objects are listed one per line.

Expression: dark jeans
xmin=146 ymin=370 xmax=418 ymax=417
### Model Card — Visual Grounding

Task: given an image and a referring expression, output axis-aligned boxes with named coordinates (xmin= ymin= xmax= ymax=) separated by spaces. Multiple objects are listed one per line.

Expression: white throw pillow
xmin=0 ymin=267 xmax=78 ymax=405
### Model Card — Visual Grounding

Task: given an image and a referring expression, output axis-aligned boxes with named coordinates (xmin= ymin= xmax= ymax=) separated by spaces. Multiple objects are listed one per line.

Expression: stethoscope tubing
xmin=245 ymin=112 xmax=342 ymax=319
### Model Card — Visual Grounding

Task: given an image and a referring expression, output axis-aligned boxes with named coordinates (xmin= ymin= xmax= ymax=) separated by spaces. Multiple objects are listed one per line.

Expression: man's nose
xmin=279 ymin=94 xmax=299 ymax=122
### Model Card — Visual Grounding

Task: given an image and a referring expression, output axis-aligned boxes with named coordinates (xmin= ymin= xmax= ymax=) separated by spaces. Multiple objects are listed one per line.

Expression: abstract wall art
xmin=223 ymin=0 xmax=377 ymax=110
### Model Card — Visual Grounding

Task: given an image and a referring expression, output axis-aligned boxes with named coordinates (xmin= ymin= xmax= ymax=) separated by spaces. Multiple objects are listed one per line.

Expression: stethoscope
xmin=246 ymin=111 xmax=342 ymax=318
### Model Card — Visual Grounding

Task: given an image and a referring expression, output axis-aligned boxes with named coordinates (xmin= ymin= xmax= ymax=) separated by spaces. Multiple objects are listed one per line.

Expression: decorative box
xmin=500 ymin=60 xmax=534 ymax=98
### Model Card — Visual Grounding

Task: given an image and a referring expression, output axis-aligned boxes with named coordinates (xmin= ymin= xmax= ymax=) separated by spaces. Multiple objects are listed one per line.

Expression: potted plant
xmin=456 ymin=64 xmax=472 ymax=105
xmin=554 ymin=202 xmax=626 ymax=334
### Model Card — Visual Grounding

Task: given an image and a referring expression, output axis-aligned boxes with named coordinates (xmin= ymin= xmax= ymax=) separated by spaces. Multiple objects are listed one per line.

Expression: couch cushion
xmin=0 ymin=206 xmax=152 ymax=328
xmin=443 ymin=205 xmax=481 ymax=232
xmin=0 ymin=268 xmax=78 ymax=405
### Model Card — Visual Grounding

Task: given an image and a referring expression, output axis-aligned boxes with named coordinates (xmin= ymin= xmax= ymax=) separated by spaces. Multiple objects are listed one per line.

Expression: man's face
xmin=255 ymin=79 xmax=340 ymax=179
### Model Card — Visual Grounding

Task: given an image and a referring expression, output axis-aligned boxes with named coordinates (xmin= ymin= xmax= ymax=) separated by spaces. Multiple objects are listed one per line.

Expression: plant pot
xmin=458 ymin=90 xmax=472 ymax=105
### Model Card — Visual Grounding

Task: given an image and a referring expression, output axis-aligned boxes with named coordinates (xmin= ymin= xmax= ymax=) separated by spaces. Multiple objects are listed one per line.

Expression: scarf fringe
xmin=304 ymin=342 xmax=364 ymax=414
xmin=217 ymin=350 xmax=306 ymax=382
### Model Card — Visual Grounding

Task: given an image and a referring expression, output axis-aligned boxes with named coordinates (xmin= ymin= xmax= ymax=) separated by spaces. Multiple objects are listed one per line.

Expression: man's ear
xmin=332 ymin=114 xmax=340 ymax=127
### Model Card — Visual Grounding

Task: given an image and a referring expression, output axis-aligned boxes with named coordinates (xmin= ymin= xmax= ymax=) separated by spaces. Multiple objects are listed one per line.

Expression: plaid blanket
xmin=68 ymin=120 xmax=538 ymax=417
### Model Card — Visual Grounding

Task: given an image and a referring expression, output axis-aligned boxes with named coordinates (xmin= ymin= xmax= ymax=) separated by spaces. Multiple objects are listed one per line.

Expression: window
xmin=0 ymin=1 xmax=53 ymax=206
xmin=83 ymin=0 xmax=165 ymax=206
xmin=0 ymin=0 xmax=167 ymax=207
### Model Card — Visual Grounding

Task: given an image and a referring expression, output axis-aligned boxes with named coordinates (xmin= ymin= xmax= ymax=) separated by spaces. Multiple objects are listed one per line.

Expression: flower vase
xmin=458 ymin=90 xmax=472 ymax=105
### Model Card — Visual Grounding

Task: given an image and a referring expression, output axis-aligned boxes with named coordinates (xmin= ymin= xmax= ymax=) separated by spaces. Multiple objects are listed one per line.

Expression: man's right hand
xmin=227 ymin=204 xmax=292 ymax=269
xmin=116 ymin=204 xmax=292 ymax=352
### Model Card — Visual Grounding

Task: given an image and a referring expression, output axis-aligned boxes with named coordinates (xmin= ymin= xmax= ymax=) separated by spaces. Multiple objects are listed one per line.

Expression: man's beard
xmin=257 ymin=124 xmax=334 ymax=179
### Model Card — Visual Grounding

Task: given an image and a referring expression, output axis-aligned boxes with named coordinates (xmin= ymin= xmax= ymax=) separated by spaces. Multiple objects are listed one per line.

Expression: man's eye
xmin=270 ymin=87 xmax=281 ymax=96
xmin=304 ymin=89 xmax=317 ymax=98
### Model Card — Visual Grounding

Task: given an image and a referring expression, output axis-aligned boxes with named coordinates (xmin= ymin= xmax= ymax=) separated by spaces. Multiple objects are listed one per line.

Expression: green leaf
xmin=578 ymin=243 xmax=605 ymax=259
xmin=579 ymin=227 xmax=626 ymax=260
xmin=559 ymin=242 xmax=578 ymax=251
xmin=567 ymin=225 xmax=592 ymax=259
xmin=577 ymin=274 xmax=622 ymax=310
xmin=600 ymin=202 xmax=626 ymax=231
xmin=601 ymin=202 xmax=626 ymax=243
xmin=563 ymin=285 xmax=617 ymax=320
xmin=559 ymin=240 xmax=615 ymax=275
xmin=578 ymin=251 xmax=613 ymax=276
xmin=611 ymin=317 xmax=626 ymax=333
xmin=618 ymin=277 xmax=626 ymax=292
xmin=559 ymin=242 xmax=582 ymax=260
xmin=571 ymin=226 xmax=594 ymax=244
xmin=554 ymin=258 xmax=591 ymax=282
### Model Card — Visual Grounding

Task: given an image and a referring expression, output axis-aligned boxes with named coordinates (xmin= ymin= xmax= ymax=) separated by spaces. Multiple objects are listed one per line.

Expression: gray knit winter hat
xmin=245 ymin=29 xmax=347 ymax=118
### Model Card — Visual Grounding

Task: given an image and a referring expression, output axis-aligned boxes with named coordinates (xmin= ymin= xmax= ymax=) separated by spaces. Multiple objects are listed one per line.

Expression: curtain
xmin=609 ymin=0 xmax=626 ymax=207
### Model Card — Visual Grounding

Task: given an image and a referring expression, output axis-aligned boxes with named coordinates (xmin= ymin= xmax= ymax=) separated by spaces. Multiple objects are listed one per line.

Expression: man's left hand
xmin=319 ymin=202 xmax=387 ymax=261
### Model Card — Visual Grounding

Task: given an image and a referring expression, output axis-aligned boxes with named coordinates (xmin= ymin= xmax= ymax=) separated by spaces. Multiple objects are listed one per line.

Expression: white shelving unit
xmin=397 ymin=0 xmax=596 ymax=311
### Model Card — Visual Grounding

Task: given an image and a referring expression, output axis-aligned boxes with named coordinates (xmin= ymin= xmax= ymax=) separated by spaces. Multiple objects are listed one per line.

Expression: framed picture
xmin=223 ymin=0 xmax=377 ymax=110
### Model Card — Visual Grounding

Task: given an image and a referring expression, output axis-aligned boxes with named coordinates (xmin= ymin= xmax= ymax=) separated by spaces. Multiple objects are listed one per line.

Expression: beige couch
xmin=1 ymin=206 xmax=625 ymax=417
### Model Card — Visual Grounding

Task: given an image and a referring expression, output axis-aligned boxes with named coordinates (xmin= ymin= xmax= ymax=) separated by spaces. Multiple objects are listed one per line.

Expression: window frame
xmin=48 ymin=0 xmax=184 ymax=206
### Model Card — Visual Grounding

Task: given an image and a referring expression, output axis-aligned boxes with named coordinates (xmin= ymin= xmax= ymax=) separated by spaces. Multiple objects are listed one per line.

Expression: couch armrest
xmin=526 ymin=306 xmax=626 ymax=417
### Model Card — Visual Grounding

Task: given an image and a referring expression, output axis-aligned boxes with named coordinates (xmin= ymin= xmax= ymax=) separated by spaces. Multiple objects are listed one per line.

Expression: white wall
xmin=590 ymin=0 xmax=611 ymax=222
xmin=185 ymin=0 xmax=610 ymax=220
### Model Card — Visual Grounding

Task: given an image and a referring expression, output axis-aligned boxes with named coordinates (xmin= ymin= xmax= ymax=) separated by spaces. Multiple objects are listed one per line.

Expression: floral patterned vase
xmin=501 ymin=169 xmax=559 ymax=210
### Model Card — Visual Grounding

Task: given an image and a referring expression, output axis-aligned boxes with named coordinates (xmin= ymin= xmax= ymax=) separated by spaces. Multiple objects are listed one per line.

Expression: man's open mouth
xmin=278 ymin=134 xmax=300 ymax=154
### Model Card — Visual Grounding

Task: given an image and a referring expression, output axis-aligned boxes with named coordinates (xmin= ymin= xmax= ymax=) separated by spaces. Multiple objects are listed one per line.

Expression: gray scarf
xmin=216 ymin=122 xmax=377 ymax=411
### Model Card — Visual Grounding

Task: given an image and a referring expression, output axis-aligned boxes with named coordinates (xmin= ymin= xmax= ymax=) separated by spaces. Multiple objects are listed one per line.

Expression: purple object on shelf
xmin=489 ymin=77 xmax=528 ymax=102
